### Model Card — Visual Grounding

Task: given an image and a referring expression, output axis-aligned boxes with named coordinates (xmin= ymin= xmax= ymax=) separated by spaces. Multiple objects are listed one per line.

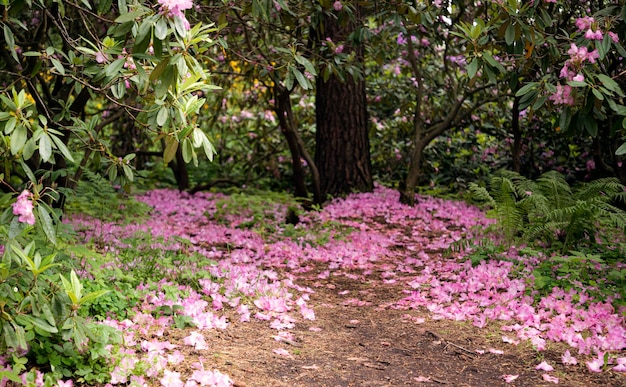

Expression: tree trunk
xmin=275 ymin=84 xmax=309 ymax=199
xmin=314 ymin=9 xmax=373 ymax=199
xmin=511 ymin=96 xmax=522 ymax=173
xmin=400 ymin=139 xmax=426 ymax=205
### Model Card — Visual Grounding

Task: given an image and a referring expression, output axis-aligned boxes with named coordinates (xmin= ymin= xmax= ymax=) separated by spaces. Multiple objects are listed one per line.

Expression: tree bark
xmin=274 ymin=84 xmax=309 ymax=199
xmin=511 ymin=96 xmax=522 ymax=173
xmin=314 ymin=8 xmax=373 ymax=199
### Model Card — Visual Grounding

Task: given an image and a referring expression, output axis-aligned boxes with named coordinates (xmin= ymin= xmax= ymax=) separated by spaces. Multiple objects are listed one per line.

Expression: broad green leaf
xmin=155 ymin=18 xmax=168 ymax=40
xmin=515 ymin=82 xmax=538 ymax=97
xmin=4 ymin=116 xmax=16 ymax=134
xmin=37 ymin=205 xmax=57 ymax=245
xmin=27 ymin=316 xmax=58 ymax=333
xmin=616 ymin=142 xmax=626 ymax=156
xmin=39 ymin=133 xmax=52 ymax=162
xmin=50 ymin=133 xmax=75 ymax=162
xmin=114 ymin=9 xmax=146 ymax=23
xmin=596 ymin=74 xmax=624 ymax=97
xmin=182 ymin=138 xmax=193 ymax=163
xmin=157 ymin=106 xmax=169 ymax=126
xmin=3 ymin=25 xmax=18 ymax=62
xmin=122 ymin=164 xmax=134 ymax=181
xmin=10 ymin=125 xmax=26 ymax=155
xmin=105 ymin=58 xmax=126 ymax=77
xmin=163 ymin=136 xmax=178 ymax=164
xmin=505 ymin=23 xmax=515 ymax=45
xmin=467 ymin=58 xmax=479 ymax=79
xmin=292 ymin=68 xmax=310 ymax=90
xmin=50 ymin=58 xmax=65 ymax=75
xmin=79 ymin=289 xmax=110 ymax=306
xmin=294 ymin=55 xmax=317 ymax=76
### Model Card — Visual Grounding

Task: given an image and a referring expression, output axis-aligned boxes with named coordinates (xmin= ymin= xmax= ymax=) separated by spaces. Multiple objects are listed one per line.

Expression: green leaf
xmin=294 ymin=55 xmax=317 ymax=76
xmin=36 ymin=205 xmax=57 ymax=245
xmin=616 ymin=142 xmax=626 ymax=156
xmin=515 ymin=82 xmax=539 ymax=97
xmin=292 ymin=68 xmax=310 ymax=90
xmin=105 ymin=58 xmax=126 ymax=77
xmin=50 ymin=58 xmax=65 ymax=75
xmin=157 ymin=106 xmax=169 ymax=126
xmin=3 ymin=25 xmax=18 ymax=62
xmin=505 ymin=23 xmax=515 ymax=46
xmin=27 ymin=316 xmax=58 ymax=333
xmin=596 ymin=74 xmax=624 ymax=97
xmin=467 ymin=58 xmax=479 ymax=79
xmin=39 ymin=133 xmax=52 ymax=162
xmin=155 ymin=18 xmax=168 ymax=40
xmin=10 ymin=125 xmax=27 ymax=155
xmin=114 ymin=9 xmax=146 ymax=23
xmin=182 ymin=138 xmax=193 ymax=163
xmin=163 ymin=136 xmax=178 ymax=164
xmin=50 ymin=133 xmax=75 ymax=162
xmin=122 ymin=164 xmax=134 ymax=182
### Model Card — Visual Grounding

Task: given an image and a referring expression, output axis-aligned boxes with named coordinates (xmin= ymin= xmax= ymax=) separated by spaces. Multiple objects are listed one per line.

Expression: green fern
xmin=471 ymin=171 xmax=626 ymax=254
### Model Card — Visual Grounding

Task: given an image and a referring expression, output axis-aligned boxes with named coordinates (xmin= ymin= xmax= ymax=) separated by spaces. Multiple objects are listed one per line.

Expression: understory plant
xmin=0 ymin=187 xmax=121 ymax=384
xmin=469 ymin=170 xmax=626 ymax=253
xmin=468 ymin=170 xmax=626 ymax=306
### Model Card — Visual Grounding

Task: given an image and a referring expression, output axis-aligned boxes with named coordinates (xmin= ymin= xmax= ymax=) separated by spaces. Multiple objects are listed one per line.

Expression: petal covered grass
xmin=44 ymin=186 xmax=626 ymax=384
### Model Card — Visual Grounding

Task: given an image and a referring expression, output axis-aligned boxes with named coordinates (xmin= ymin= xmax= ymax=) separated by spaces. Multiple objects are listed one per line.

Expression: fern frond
xmin=468 ymin=182 xmax=497 ymax=208
xmin=536 ymin=171 xmax=573 ymax=209
xmin=576 ymin=177 xmax=625 ymax=201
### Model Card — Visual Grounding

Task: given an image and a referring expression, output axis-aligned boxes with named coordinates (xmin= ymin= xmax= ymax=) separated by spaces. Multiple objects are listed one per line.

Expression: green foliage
xmin=531 ymin=250 xmax=626 ymax=308
xmin=470 ymin=170 xmax=626 ymax=254
xmin=0 ymin=202 xmax=120 ymax=383
xmin=65 ymin=170 xmax=152 ymax=223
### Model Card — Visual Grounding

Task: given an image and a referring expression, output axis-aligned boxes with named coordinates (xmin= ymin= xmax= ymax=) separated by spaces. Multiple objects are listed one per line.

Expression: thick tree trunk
xmin=314 ymin=9 xmax=373 ymax=199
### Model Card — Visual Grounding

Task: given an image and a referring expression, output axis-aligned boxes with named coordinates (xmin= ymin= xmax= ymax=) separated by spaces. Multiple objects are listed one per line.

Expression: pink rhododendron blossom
xmin=57 ymin=380 xmax=73 ymax=387
xmin=536 ymin=361 xmax=554 ymax=372
xmin=575 ymin=16 xmax=594 ymax=31
xmin=585 ymin=28 xmax=603 ymax=40
xmin=608 ymin=31 xmax=619 ymax=43
xmin=549 ymin=84 xmax=575 ymax=105
xmin=272 ymin=348 xmax=293 ymax=358
xmin=333 ymin=1 xmax=342 ymax=11
xmin=586 ymin=354 xmax=605 ymax=372
xmin=157 ymin=0 xmax=193 ymax=30
xmin=183 ymin=331 xmax=208 ymax=350
xmin=160 ymin=370 xmax=184 ymax=387
xmin=13 ymin=190 xmax=35 ymax=225
xmin=572 ymin=73 xmax=585 ymax=82
xmin=542 ymin=374 xmax=559 ymax=384
xmin=502 ymin=374 xmax=519 ymax=383
xmin=562 ymin=350 xmax=577 ymax=365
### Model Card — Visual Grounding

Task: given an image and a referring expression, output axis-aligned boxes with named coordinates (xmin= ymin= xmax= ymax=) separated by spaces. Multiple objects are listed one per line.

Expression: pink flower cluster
xmin=12 ymin=190 xmax=35 ymax=225
xmin=157 ymin=0 xmax=193 ymax=30
xmin=549 ymin=84 xmax=574 ymax=105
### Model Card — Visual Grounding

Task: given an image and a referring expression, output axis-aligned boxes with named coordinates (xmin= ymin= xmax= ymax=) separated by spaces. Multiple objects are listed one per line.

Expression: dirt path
xmin=165 ymin=272 xmax=625 ymax=387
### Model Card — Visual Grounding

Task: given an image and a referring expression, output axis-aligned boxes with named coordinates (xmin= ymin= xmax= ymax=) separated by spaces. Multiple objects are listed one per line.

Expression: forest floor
xmin=69 ymin=186 xmax=626 ymax=386
xmin=179 ymin=270 xmax=625 ymax=387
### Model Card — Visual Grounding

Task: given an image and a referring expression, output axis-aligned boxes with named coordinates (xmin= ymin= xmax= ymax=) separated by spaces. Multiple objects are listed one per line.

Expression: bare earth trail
xmin=71 ymin=187 xmax=626 ymax=386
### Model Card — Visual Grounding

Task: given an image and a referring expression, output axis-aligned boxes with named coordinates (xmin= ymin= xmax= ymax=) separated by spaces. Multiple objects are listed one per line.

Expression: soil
xmin=156 ymin=264 xmax=626 ymax=387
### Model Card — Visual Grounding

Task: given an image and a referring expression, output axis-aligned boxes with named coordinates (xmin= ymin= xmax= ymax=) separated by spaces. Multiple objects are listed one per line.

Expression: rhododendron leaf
xmin=596 ymin=73 xmax=624 ymax=96
xmin=163 ymin=135 xmax=178 ymax=164
xmin=10 ymin=125 xmax=26 ymax=155
xmin=38 ymin=133 xmax=52 ymax=162
xmin=114 ymin=10 xmax=145 ymax=24
xmin=36 ymin=205 xmax=57 ymax=245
